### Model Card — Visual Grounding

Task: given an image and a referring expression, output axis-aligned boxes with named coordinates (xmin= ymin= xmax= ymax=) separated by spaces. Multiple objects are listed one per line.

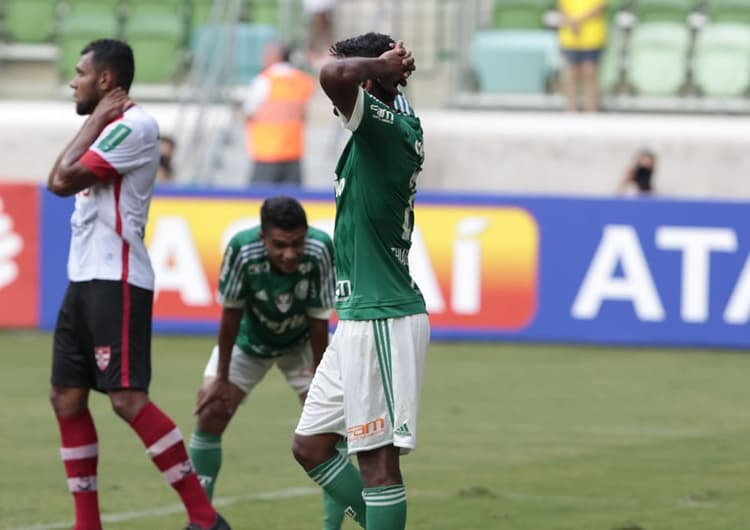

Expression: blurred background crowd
xmin=1 ymin=0 xmax=750 ymax=199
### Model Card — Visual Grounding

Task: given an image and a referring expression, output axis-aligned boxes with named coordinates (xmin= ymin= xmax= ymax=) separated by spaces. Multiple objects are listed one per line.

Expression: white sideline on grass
xmin=8 ymin=487 xmax=318 ymax=530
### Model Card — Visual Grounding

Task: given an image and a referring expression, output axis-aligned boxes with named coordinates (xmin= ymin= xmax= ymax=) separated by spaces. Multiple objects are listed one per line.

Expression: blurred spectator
xmin=557 ymin=0 xmax=607 ymax=112
xmin=618 ymin=148 xmax=657 ymax=196
xmin=157 ymin=135 xmax=175 ymax=183
xmin=304 ymin=0 xmax=335 ymax=67
xmin=243 ymin=42 xmax=315 ymax=187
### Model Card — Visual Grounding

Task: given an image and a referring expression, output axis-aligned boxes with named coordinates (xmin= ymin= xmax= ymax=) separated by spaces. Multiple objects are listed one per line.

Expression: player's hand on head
xmin=92 ymin=87 xmax=131 ymax=123
xmin=379 ymin=40 xmax=416 ymax=94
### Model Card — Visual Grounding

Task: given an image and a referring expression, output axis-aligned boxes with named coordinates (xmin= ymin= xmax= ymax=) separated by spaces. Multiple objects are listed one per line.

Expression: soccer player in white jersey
xmin=190 ymin=196 xmax=345 ymax=529
xmin=47 ymin=39 xmax=229 ymax=530
xmin=292 ymin=33 xmax=429 ymax=530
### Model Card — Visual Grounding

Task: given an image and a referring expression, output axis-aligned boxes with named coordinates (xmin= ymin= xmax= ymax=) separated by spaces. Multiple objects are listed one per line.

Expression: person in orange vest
xmin=243 ymin=42 xmax=316 ymax=186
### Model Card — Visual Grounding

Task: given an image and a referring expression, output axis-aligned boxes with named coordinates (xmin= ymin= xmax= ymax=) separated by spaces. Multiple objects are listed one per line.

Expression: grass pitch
xmin=2 ymin=331 xmax=750 ymax=530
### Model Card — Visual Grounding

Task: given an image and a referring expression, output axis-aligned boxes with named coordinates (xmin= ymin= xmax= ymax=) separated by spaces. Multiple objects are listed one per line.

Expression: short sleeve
xmin=305 ymin=233 xmax=335 ymax=316
xmin=80 ymin=118 xmax=146 ymax=180
xmin=339 ymin=87 xmax=400 ymax=146
xmin=216 ymin=237 xmax=248 ymax=308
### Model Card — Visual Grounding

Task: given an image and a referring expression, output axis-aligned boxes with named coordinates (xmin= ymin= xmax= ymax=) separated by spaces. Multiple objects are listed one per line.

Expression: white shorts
xmin=203 ymin=343 xmax=313 ymax=401
xmin=303 ymin=0 xmax=335 ymax=14
xmin=295 ymin=314 xmax=430 ymax=455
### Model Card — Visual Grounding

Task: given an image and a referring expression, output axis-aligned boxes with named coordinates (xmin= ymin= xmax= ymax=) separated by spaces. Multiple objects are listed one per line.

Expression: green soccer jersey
xmin=217 ymin=226 xmax=335 ymax=357
xmin=333 ymin=87 xmax=427 ymax=320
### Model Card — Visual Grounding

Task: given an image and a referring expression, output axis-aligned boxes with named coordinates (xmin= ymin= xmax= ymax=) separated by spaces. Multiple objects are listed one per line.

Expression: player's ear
xmin=98 ymin=68 xmax=114 ymax=91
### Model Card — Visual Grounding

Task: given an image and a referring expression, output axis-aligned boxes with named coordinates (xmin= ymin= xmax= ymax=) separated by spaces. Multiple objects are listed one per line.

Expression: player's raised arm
xmin=47 ymin=88 xmax=130 ymax=196
xmin=319 ymin=40 xmax=415 ymax=120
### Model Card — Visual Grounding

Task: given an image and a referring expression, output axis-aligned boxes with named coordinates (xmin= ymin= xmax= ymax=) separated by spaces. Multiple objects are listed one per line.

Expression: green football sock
xmin=323 ymin=491 xmax=346 ymax=530
xmin=188 ymin=431 xmax=222 ymax=499
xmin=308 ymin=453 xmax=366 ymax=528
xmin=363 ymin=484 xmax=407 ymax=530
xmin=321 ymin=438 xmax=350 ymax=530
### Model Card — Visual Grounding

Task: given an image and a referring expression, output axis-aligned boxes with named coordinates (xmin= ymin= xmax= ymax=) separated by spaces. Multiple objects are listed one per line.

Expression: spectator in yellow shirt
xmin=558 ymin=0 xmax=607 ymax=112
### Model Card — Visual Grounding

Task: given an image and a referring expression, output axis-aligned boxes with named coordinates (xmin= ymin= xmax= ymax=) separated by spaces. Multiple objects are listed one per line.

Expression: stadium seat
xmin=627 ymin=22 xmax=690 ymax=95
xmin=57 ymin=0 xmax=121 ymax=77
xmin=123 ymin=0 xmax=186 ymax=83
xmin=190 ymin=22 xmax=277 ymax=84
xmin=469 ymin=29 xmax=559 ymax=93
xmin=693 ymin=22 xmax=750 ymax=96
xmin=189 ymin=0 xmax=216 ymax=30
xmin=3 ymin=0 xmax=58 ymax=43
xmin=246 ymin=0 xmax=279 ymax=26
xmin=599 ymin=24 xmax=627 ymax=94
xmin=633 ymin=0 xmax=698 ymax=23
xmin=705 ymin=0 xmax=750 ymax=24
xmin=492 ymin=0 xmax=554 ymax=30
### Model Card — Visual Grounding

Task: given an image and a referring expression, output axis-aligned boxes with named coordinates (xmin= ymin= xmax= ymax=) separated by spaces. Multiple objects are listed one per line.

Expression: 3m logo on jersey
xmin=370 ymin=104 xmax=394 ymax=124
xmin=97 ymin=123 xmax=132 ymax=152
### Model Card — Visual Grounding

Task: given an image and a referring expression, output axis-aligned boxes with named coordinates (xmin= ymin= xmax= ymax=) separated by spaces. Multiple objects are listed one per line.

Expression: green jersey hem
xmin=336 ymin=300 xmax=427 ymax=321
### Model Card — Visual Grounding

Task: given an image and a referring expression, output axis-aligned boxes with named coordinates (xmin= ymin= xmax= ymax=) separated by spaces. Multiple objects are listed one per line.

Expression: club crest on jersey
xmin=94 ymin=346 xmax=111 ymax=371
xmin=275 ymin=292 xmax=293 ymax=313
xmin=295 ymin=279 xmax=309 ymax=300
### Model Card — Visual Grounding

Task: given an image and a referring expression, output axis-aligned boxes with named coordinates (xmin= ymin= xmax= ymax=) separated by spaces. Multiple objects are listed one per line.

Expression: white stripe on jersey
xmin=222 ymin=242 xmax=265 ymax=302
xmin=304 ymin=239 xmax=335 ymax=308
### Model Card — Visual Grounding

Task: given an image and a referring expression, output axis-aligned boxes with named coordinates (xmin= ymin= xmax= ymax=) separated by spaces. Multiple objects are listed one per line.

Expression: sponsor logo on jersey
xmin=94 ymin=346 xmax=111 ymax=371
xmin=335 ymin=177 xmax=346 ymax=198
xmin=250 ymin=305 xmax=307 ymax=334
xmin=347 ymin=417 xmax=385 ymax=440
xmin=298 ymin=262 xmax=313 ymax=274
xmin=248 ymin=262 xmax=271 ymax=274
xmin=295 ymin=279 xmax=309 ymax=300
xmin=336 ymin=280 xmax=351 ymax=301
xmin=275 ymin=292 xmax=293 ymax=313
xmin=370 ymin=104 xmax=394 ymax=124
xmin=97 ymin=123 xmax=132 ymax=152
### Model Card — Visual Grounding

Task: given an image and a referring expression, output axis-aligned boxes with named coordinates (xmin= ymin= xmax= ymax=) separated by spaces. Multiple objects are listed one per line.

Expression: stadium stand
xmin=492 ymin=0 xmax=555 ymax=30
xmin=627 ymin=21 xmax=691 ymax=95
xmin=706 ymin=0 xmax=750 ymax=23
xmin=123 ymin=0 xmax=186 ymax=82
xmin=2 ymin=0 xmax=58 ymax=43
xmin=633 ymin=0 xmax=699 ymax=23
xmin=693 ymin=21 xmax=750 ymax=96
xmin=469 ymin=29 xmax=559 ymax=94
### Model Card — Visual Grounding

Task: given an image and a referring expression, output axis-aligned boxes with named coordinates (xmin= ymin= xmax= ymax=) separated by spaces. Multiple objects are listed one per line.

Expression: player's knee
xmin=291 ymin=434 xmax=315 ymax=468
xmin=196 ymin=401 xmax=233 ymax=433
xmin=49 ymin=386 xmax=86 ymax=417
xmin=109 ymin=391 xmax=149 ymax=422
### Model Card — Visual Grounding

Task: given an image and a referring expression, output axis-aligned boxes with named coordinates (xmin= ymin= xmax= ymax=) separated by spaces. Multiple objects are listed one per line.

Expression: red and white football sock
xmin=129 ymin=402 xmax=216 ymax=528
xmin=57 ymin=410 xmax=102 ymax=530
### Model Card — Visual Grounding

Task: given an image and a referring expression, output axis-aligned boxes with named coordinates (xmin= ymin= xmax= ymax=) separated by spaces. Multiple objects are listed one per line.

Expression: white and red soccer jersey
xmin=71 ymin=105 xmax=159 ymax=290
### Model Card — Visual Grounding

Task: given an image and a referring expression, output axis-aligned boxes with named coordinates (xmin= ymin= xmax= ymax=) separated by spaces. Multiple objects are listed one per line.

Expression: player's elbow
xmin=47 ymin=171 xmax=76 ymax=197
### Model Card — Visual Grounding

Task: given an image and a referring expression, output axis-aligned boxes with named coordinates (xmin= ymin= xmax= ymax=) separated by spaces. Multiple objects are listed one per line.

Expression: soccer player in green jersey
xmin=292 ymin=34 xmax=430 ymax=530
xmin=190 ymin=196 xmax=345 ymax=529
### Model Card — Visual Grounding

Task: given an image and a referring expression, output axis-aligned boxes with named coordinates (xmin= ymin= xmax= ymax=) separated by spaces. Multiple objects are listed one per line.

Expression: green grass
xmin=2 ymin=331 xmax=750 ymax=529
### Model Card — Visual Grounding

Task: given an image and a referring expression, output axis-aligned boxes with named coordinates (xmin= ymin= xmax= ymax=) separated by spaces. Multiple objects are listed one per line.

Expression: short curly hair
xmin=329 ymin=32 xmax=395 ymax=59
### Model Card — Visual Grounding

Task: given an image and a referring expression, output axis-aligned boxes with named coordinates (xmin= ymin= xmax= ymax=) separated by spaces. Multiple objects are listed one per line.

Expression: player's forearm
xmin=320 ymin=57 xmax=390 ymax=90
xmin=319 ymin=57 xmax=389 ymax=117
xmin=47 ymin=116 xmax=108 ymax=196
xmin=216 ymin=307 xmax=243 ymax=381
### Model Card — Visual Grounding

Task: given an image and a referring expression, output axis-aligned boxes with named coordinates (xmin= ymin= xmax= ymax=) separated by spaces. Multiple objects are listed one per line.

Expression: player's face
xmin=70 ymin=52 xmax=101 ymax=115
xmin=261 ymin=225 xmax=308 ymax=274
